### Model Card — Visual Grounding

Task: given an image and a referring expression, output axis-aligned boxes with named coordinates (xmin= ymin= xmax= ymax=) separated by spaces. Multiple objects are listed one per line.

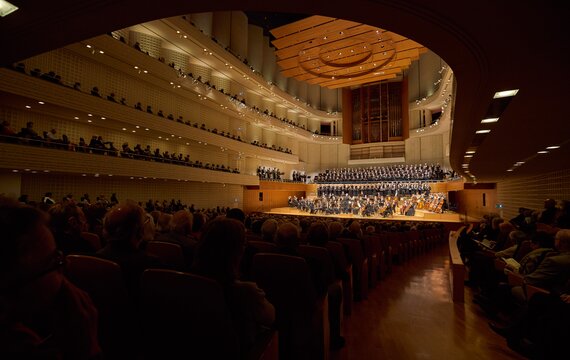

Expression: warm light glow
xmin=476 ymin=129 xmax=491 ymax=134
xmin=466 ymin=150 xmax=476 ymax=154
xmin=481 ymin=117 xmax=499 ymax=123
xmin=537 ymin=150 xmax=548 ymax=154
xmin=546 ymin=145 xmax=560 ymax=150
xmin=493 ymin=89 xmax=519 ymax=98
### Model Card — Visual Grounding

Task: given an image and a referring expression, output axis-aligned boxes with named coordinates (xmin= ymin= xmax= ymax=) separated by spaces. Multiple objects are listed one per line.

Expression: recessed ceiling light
xmin=462 ymin=164 xmax=469 ymax=168
xmin=145 ymin=128 xmax=149 ymax=131
xmin=12 ymin=169 xmax=18 ymax=173
xmin=0 ymin=1 xmax=18 ymax=17
xmin=38 ymin=101 xmax=44 ymax=105
xmin=476 ymin=129 xmax=491 ymax=134
xmin=25 ymin=105 xmax=31 ymax=109
xmin=493 ymin=89 xmax=519 ymax=99
xmin=546 ymin=145 xmax=560 ymax=150
xmin=99 ymin=50 xmax=104 ymax=54
xmin=122 ymin=128 xmax=127 ymax=131
xmin=481 ymin=117 xmax=499 ymax=123
xmin=101 ymin=117 xmax=106 ymax=120
xmin=135 ymin=125 xmax=140 ymax=128
xmin=537 ymin=150 xmax=548 ymax=154
xmin=132 ymin=130 xmax=136 ymax=133
xmin=74 ymin=116 xmax=79 ymax=120
xmin=87 ymin=120 xmax=92 ymax=123
xmin=466 ymin=150 xmax=476 ymax=154
xmin=464 ymin=155 xmax=473 ymax=158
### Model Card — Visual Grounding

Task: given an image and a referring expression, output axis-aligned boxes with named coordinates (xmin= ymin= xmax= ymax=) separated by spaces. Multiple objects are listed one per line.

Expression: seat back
xmin=298 ymin=245 xmax=335 ymax=290
xmin=65 ymin=255 xmax=132 ymax=358
xmin=140 ymin=269 xmax=239 ymax=359
xmin=337 ymin=238 xmax=368 ymax=301
xmin=81 ymin=231 xmax=102 ymax=251
xmin=326 ymin=241 xmax=353 ymax=316
xmin=248 ymin=240 xmax=277 ymax=254
xmin=252 ymin=254 xmax=321 ymax=360
xmin=146 ymin=241 xmax=185 ymax=270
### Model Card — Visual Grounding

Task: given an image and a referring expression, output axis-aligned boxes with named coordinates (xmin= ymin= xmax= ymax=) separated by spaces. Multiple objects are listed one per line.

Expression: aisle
xmin=333 ymin=245 xmax=525 ymax=360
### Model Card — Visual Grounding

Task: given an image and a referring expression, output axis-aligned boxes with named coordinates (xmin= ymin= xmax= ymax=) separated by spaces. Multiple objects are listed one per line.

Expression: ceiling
xmin=270 ymin=15 xmax=426 ymax=89
xmin=1 ymin=0 xmax=569 ymax=183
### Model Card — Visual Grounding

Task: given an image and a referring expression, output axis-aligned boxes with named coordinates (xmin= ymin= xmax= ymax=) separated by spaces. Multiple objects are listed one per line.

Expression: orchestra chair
xmin=81 ymin=231 xmax=102 ymax=251
xmin=252 ymin=253 xmax=329 ymax=360
xmin=146 ymin=241 xmax=185 ymax=271
xmin=140 ymin=269 xmax=240 ymax=359
xmin=327 ymin=241 xmax=353 ymax=316
xmin=338 ymin=238 xmax=368 ymax=301
xmin=65 ymin=255 xmax=133 ymax=359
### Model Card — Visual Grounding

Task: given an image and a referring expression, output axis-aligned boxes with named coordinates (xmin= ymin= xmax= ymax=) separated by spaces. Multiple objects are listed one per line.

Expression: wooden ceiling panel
xmin=270 ymin=15 xmax=426 ymax=89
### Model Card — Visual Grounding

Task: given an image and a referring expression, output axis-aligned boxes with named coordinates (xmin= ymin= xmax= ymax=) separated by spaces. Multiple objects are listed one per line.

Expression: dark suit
xmin=524 ymin=251 xmax=570 ymax=294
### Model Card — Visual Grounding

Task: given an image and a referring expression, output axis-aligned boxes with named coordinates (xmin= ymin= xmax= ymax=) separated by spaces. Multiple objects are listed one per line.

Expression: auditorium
xmin=1 ymin=1 xmax=569 ymax=359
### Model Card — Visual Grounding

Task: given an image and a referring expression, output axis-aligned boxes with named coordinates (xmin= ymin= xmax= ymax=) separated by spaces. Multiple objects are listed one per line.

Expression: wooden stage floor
xmin=264 ymin=207 xmax=463 ymax=223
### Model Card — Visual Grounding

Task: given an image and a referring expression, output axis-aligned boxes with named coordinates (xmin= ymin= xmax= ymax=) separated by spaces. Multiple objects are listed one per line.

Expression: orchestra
xmin=288 ymin=192 xmax=447 ymax=218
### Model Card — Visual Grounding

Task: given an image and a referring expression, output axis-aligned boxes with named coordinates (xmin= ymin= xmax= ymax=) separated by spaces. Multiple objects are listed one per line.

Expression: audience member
xmin=48 ymin=203 xmax=95 ymax=255
xmin=96 ymin=200 xmax=162 ymax=299
xmin=0 ymin=197 xmax=100 ymax=359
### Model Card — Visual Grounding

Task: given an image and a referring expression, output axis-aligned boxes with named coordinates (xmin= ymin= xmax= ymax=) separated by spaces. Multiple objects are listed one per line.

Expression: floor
xmin=332 ymin=245 xmax=526 ymax=360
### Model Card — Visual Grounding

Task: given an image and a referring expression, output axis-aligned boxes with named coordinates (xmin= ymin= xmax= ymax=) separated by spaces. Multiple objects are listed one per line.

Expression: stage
xmin=264 ymin=207 xmax=463 ymax=223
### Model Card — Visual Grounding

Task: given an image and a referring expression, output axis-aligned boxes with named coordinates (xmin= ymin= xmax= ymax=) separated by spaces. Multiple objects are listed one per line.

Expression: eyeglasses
xmin=0 ymin=250 xmax=64 ymax=294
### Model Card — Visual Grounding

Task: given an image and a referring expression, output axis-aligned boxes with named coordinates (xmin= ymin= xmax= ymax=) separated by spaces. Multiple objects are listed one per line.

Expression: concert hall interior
xmin=0 ymin=1 xmax=569 ymax=360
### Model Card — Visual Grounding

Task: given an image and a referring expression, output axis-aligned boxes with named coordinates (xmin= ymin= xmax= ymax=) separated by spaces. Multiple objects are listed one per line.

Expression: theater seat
xmin=81 ymin=231 xmax=102 ymax=251
xmin=252 ymin=253 xmax=329 ymax=360
xmin=146 ymin=241 xmax=185 ymax=270
xmin=64 ymin=255 xmax=133 ymax=359
xmin=338 ymin=238 xmax=368 ymax=301
xmin=140 ymin=269 xmax=240 ymax=359
xmin=248 ymin=240 xmax=277 ymax=253
xmin=326 ymin=241 xmax=353 ymax=316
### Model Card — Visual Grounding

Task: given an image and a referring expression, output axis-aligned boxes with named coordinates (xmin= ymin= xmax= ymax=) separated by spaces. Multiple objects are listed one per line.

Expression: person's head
xmin=275 ymin=222 xmax=300 ymax=250
xmin=491 ymin=217 xmax=504 ymax=230
xmin=226 ymin=208 xmax=245 ymax=223
xmin=193 ymin=217 xmax=246 ymax=285
xmin=348 ymin=220 xmax=362 ymax=236
xmin=261 ymin=218 xmax=278 ymax=242
xmin=192 ymin=212 xmax=206 ymax=233
xmin=307 ymin=221 xmax=329 ymax=247
xmin=554 ymin=229 xmax=570 ymax=252
xmin=170 ymin=210 xmax=193 ymax=236
xmin=509 ymin=230 xmax=527 ymax=245
xmin=498 ymin=222 xmax=515 ymax=236
xmin=48 ymin=203 xmax=87 ymax=237
xmin=156 ymin=213 xmax=172 ymax=233
xmin=328 ymin=221 xmax=344 ymax=240
xmin=0 ymin=197 xmax=64 ymax=317
xmin=103 ymin=200 xmax=145 ymax=248
xmin=545 ymin=198 xmax=556 ymax=209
